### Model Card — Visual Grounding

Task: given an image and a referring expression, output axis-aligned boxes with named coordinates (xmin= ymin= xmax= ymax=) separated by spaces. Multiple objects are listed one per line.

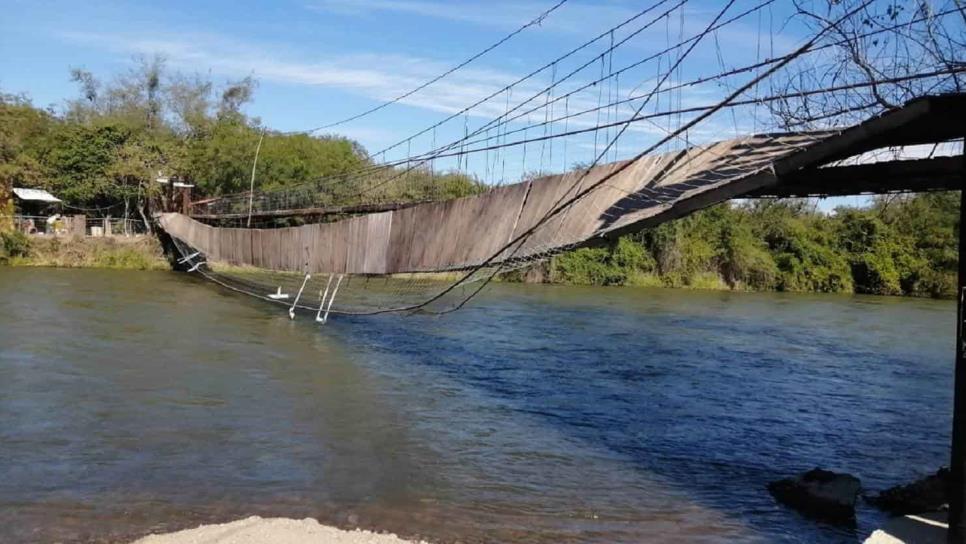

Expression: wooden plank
xmin=364 ymin=212 xmax=392 ymax=274
xmin=250 ymin=228 xmax=264 ymax=268
xmin=155 ymin=95 xmax=966 ymax=275
xmin=345 ymin=215 xmax=368 ymax=273
xmin=267 ymin=228 xmax=281 ymax=271
xmin=386 ymin=206 xmax=418 ymax=272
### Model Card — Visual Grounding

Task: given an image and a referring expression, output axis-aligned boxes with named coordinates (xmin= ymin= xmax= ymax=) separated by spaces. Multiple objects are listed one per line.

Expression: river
xmin=0 ymin=267 xmax=954 ymax=543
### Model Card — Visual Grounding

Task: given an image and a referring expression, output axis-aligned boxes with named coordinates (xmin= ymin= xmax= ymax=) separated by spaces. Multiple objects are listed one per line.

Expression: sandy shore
xmin=132 ymin=516 xmax=425 ymax=544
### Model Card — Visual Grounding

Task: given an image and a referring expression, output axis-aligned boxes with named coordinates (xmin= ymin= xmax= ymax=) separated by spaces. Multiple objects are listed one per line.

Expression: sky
xmin=1 ymin=0 xmax=961 ymax=209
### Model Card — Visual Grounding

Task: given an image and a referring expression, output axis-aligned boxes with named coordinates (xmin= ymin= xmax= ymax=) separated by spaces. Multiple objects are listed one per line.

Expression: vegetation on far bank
xmin=0 ymin=58 xmax=960 ymax=298
xmin=513 ymin=194 xmax=959 ymax=299
xmin=1 ymin=231 xmax=166 ymax=270
xmin=0 ymin=56 xmax=482 ymax=222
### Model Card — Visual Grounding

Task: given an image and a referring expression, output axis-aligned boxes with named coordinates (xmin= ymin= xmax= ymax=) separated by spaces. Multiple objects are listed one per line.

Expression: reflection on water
xmin=0 ymin=268 xmax=954 ymax=543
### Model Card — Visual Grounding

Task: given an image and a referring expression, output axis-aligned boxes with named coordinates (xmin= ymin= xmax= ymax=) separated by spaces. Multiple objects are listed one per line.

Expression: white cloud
xmin=55 ymin=16 xmax=771 ymax=156
xmin=305 ymin=0 xmax=639 ymax=35
xmin=59 ymin=30 xmax=538 ymax=119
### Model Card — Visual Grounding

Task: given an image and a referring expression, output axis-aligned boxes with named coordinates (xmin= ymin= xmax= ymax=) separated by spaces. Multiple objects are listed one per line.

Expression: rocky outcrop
xmin=869 ymin=468 xmax=950 ymax=515
xmin=768 ymin=468 xmax=861 ymax=521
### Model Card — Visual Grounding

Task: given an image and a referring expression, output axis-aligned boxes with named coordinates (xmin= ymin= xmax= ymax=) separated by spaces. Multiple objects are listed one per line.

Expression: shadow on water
xmin=329 ymin=283 xmax=954 ymax=543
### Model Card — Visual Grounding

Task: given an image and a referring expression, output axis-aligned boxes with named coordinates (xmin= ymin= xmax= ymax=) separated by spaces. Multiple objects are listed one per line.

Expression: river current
xmin=0 ymin=267 xmax=954 ymax=542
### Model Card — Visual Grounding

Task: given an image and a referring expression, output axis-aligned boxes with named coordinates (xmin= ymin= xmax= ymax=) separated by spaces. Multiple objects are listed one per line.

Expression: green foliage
xmin=553 ymin=237 xmax=655 ymax=286
xmin=835 ymin=209 xmax=903 ymax=295
xmin=544 ymin=195 xmax=958 ymax=299
xmin=256 ymin=133 xmax=366 ymax=193
xmin=0 ymin=93 xmax=51 ymax=189
xmin=718 ymin=219 xmax=778 ymax=290
xmin=90 ymin=246 xmax=161 ymax=270
xmin=0 ymin=230 xmax=30 ymax=263
xmin=2 ymin=59 xmax=372 ymax=211
xmin=874 ymin=192 xmax=959 ymax=298
xmin=1 ymin=60 xmax=959 ymax=299
xmin=0 ymin=180 xmax=12 ymax=233
xmin=753 ymin=203 xmax=853 ymax=293
xmin=5 ymin=236 xmax=166 ymax=269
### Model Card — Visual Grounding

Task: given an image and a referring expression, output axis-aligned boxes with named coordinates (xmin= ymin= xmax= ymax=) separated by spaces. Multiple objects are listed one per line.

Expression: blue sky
xmin=2 ymin=0 xmax=960 ymax=209
xmin=1 ymin=1 xmax=804 ymax=147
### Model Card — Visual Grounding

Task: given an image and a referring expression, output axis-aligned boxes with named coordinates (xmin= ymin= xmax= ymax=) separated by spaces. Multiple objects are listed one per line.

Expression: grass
xmin=5 ymin=235 xmax=169 ymax=270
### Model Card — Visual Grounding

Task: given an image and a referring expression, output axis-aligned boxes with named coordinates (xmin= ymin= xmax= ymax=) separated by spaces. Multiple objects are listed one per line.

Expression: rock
xmin=869 ymin=468 xmax=950 ymax=515
xmin=768 ymin=468 xmax=861 ymax=521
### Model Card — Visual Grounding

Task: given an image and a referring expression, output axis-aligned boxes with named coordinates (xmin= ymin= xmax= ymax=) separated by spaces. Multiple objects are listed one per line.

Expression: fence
xmin=5 ymin=215 xmax=148 ymax=237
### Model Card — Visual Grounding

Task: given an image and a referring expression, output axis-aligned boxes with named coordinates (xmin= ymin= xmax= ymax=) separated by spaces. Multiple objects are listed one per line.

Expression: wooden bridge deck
xmin=159 ymin=94 xmax=964 ymax=276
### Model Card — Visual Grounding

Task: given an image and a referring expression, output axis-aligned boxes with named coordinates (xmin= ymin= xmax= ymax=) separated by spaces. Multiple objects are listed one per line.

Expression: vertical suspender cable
xmin=246 ymin=132 xmax=265 ymax=228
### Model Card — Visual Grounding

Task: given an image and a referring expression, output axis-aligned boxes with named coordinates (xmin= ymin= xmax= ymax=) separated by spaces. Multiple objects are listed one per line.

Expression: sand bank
xmin=132 ymin=516 xmax=424 ymax=544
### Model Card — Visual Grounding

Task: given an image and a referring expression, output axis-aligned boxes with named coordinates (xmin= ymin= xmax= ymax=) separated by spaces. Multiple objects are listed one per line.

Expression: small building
xmin=12 ymin=187 xmax=63 ymax=234
xmin=12 ymin=187 xmax=62 ymax=211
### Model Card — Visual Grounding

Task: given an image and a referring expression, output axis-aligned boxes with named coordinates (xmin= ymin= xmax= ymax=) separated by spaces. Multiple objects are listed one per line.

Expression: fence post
xmin=71 ymin=214 xmax=86 ymax=237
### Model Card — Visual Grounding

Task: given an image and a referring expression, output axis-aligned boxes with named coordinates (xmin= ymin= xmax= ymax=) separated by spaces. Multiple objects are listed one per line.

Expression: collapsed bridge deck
xmin=159 ymin=94 xmax=963 ymax=277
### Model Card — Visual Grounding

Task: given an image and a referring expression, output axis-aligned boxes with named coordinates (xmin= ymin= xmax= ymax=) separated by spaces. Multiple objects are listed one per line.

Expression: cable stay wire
xmin=215 ymin=0 xmax=957 ymax=212
xmin=215 ymin=0 xmax=708 ymax=207
xmin=203 ymin=0 xmax=685 ymax=205
xmin=376 ymin=0 xmax=882 ymax=315
xmin=284 ymin=0 xmax=570 ymax=134
xmin=204 ymin=1 xmax=961 ymax=225
xmin=177 ymin=0 xmax=960 ymax=318
xmin=401 ymin=67 xmax=965 ymax=161
xmin=221 ymin=0 xmax=913 ymax=207
xmin=366 ymin=0 xmax=678 ymax=159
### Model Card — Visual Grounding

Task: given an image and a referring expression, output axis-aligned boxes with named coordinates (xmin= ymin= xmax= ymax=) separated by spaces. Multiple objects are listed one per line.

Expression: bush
xmin=552 ymin=238 xmax=656 ymax=286
xmin=717 ymin=220 xmax=778 ymax=290
xmin=553 ymin=246 xmax=624 ymax=285
xmin=0 ymin=230 xmax=30 ymax=263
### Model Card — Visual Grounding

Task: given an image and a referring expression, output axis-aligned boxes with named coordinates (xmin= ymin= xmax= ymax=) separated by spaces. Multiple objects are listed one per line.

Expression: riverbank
xmin=0 ymin=230 xmax=953 ymax=301
xmin=133 ymin=517 xmax=424 ymax=544
xmin=1 ymin=234 xmax=168 ymax=270
xmin=500 ymin=258 xmax=955 ymax=299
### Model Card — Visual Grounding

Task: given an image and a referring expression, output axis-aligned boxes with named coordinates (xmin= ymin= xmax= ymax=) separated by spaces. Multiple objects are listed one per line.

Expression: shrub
xmin=552 ymin=237 xmax=656 ymax=286
xmin=0 ymin=230 xmax=30 ymax=263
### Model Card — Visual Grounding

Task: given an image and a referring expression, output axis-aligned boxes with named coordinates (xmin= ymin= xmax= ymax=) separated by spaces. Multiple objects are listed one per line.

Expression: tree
xmin=4 ymin=58 xmax=374 ymax=212
xmin=219 ymin=76 xmax=256 ymax=118
xmin=769 ymin=0 xmax=964 ymax=130
xmin=0 ymin=92 xmax=50 ymax=192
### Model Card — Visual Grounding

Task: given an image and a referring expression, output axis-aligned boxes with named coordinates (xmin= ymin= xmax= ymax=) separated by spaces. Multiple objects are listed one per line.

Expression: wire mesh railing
xmin=5 ymin=215 xmax=148 ymax=237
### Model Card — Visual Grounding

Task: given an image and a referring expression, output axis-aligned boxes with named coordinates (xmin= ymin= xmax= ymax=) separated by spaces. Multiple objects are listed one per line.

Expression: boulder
xmin=768 ymin=468 xmax=861 ymax=521
xmin=868 ymin=468 xmax=949 ymax=515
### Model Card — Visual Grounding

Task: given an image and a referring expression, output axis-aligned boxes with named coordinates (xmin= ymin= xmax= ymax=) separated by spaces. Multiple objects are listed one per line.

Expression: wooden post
xmin=181 ymin=186 xmax=191 ymax=215
xmin=71 ymin=214 xmax=86 ymax=237
xmin=951 ymin=143 xmax=966 ymax=544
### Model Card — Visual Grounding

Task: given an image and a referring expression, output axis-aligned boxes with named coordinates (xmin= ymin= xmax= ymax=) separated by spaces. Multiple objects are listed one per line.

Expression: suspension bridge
xmin=150 ymin=1 xmax=966 ymax=538
xmin=159 ymin=93 xmax=964 ymax=314
xmin=148 ymin=0 xmax=965 ymax=317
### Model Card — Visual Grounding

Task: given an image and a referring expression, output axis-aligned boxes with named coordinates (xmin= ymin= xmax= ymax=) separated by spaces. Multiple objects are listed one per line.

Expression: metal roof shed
xmin=12 ymin=188 xmax=62 ymax=203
